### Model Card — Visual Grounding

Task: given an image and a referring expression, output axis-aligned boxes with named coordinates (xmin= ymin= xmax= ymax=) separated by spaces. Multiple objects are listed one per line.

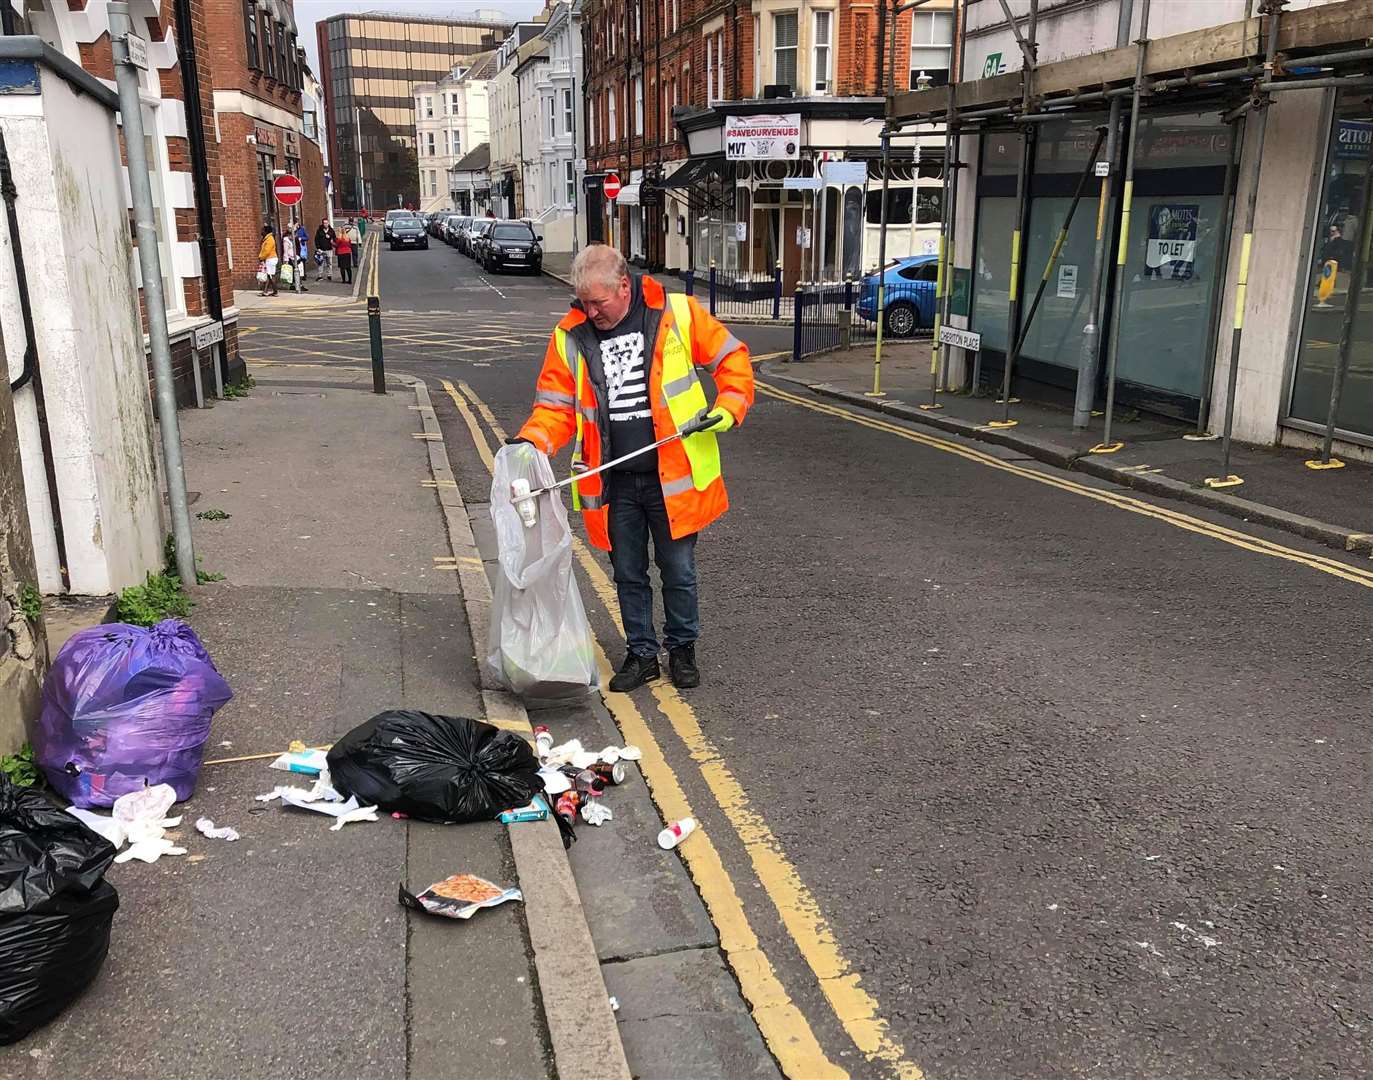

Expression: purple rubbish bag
xmin=33 ymin=620 xmax=232 ymax=808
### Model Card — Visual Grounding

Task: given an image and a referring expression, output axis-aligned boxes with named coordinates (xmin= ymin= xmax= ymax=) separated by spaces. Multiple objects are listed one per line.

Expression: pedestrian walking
xmin=335 ymin=220 xmax=354 ymax=284
xmin=314 ymin=219 xmax=336 ymax=281
xmin=293 ymin=221 xmax=309 ymax=293
xmin=280 ymin=229 xmax=297 ymax=291
xmin=513 ymin=244 xmax=754 ymax=692
xmin=257 ymin=224 xmax=278 ymax=296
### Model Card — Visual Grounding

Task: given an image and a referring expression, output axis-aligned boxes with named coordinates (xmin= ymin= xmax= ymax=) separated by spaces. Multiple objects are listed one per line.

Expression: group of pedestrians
xmin=256 ymin=217 xmax=363 ymax=297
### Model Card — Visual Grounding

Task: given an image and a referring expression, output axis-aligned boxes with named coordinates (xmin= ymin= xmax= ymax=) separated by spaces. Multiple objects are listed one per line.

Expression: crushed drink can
xmin=590 ymin=761 xmax=627 ymax=787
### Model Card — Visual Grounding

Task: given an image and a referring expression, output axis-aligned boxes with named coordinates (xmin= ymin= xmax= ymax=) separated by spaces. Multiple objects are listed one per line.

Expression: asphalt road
xmin=243 ymin=239 xmax=1373 ymax=1080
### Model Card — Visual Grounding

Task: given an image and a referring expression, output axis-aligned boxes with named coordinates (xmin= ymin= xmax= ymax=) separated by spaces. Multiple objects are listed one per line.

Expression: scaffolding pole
xmin=1073 ymin=98 xmax=1122 ymax=429
xmin=926 ymin=121 xmax=954 ymax=410
xmin=1093 ymin=0 xmax=1152 ymax=455
xmin=1208 ymin=0 xmax=1284 ymax=489
xmin=992 ymin=0 xmax=1038 ymax=428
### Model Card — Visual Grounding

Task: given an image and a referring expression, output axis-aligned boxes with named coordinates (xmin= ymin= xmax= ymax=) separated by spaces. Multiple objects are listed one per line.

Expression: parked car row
xmin=384 ymin=209 xmax=544 ymax=274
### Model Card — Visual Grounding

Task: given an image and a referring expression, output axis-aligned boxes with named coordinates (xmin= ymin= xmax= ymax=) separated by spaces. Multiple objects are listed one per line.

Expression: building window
xmin=634 ymin=1 xmax=641 ymax=43
xmin=563 ymin=88 xmax=574 ymax=137
xmin=549 ymin=96 xmax=557 ymax=138
xmin=910 ymin=11 xmax=954 ymax=89
xmin=706 ymin=34 xmax=715 ymax=102
xmin=443 ymin=130 xmax=449 ymax=155
xmin=609 ymin=86 xmax=617 ymax=141
xmin=243 ymin=0 xmax=259 ymax=69
xmin=429 ymin=170 xmax=438 ymax=197
xmin=716 ymin=31 xmax=725 ymax=100
xmin=813 ymin=11 xmax=832 ymax=94
xmin=773 ymin=13 xmax=798 ymax=92
xmin=634 ymin=75 xmax=644 ymax=137
xmin=565 ymin=159 xmax=576 ymax=205
xmin=452 ymin=130 xmax=460 ymax=157
xmin=261 ymin=15 xmax=276 ymax=78
xmin=274 ymin=21 xmax=286 ymax=82
xmin=589 ymin=95 xmax=596 ymax=147
xmin=673 ymin=0 xmax=679 ymax=34
xmin=424 ymin=96 xmax=434 ymax=118
xmin=450 ymin=92 xmax=460 ymax=114
xmin=426 ymin=132 xmax=435 ymax=155
xmin=287 ymin=34 xmax=299 ymax=89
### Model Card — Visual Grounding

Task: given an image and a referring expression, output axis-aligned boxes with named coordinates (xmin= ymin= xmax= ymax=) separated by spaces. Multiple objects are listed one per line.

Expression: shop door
xmin=1111 ymin=111 xmax=1236 ymax=414
xmin=586 ymin=187 xmax=605 ymax=243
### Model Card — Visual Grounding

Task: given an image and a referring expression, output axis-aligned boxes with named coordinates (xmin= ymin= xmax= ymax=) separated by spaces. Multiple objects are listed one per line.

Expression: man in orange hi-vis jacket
xmin=513 ymin=244 xmax=754 ymax=692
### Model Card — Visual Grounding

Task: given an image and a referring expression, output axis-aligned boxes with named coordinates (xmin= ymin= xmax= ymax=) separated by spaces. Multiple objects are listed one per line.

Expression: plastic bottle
xmin=574 ymin=769 xmax=606 ymax=797
xmin=657 ymin=817 xmax=696 ymax=849
xmin=511 ymin=478 xmax=537 ymax=528
xmin=533 ymin=725 xmax=553 ymax=758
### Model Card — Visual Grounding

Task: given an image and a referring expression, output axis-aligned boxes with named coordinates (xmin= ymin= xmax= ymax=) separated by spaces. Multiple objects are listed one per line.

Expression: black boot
xmin=668 ymin=644 xmax=700 ymax=689
xmin=609 ymin=652 xmax=660 ymax=693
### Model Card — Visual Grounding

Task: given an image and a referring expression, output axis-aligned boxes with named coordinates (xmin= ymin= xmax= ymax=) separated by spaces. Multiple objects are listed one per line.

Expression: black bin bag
xmin=0 ymin=776 xmax=119 ymax=1044
xmin=327 ymin=711 xmax=542 ymax=823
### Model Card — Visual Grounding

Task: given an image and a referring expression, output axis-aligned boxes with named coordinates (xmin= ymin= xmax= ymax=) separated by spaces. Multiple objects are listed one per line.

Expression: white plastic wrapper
xmin=486 ymin=444 xmax=598 ymax=704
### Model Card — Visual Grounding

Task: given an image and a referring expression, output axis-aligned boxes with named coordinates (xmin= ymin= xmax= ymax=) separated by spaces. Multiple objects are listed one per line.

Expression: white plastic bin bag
xmin=486 ymin=443 xmax=598 ymax=703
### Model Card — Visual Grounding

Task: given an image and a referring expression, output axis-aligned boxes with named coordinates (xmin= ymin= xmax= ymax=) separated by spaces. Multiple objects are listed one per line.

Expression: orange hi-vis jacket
xmin=517 ymin=274 xmax=754 ymax=551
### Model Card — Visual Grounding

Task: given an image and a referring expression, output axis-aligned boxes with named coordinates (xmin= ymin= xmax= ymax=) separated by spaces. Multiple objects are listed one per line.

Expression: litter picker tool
xmin=511 ymin=409 xmax=721 ymax=527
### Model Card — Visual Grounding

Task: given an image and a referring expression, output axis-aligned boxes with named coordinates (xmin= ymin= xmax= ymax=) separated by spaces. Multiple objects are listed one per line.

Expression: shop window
xmin=813 ymin=11 xmax=832 ymax=95
xmin=971 ymin=131 xmax=1024 ymax=356
xmin=865 ymin=188 xmax=913 ymax=226
xmin=1289 ymin=95 xmax=1373 ymax=439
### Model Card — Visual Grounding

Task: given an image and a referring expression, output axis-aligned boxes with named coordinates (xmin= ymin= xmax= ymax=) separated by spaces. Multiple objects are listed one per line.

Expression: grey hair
xmin=571 ymin=244 xmax=629 ymax=292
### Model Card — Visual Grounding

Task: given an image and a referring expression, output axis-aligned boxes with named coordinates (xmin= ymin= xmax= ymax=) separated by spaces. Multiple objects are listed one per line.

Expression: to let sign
xmin=273 ymin=174 xmax=304 ymax=206
xmin=603 ymin=172 xmax=622 ymax=199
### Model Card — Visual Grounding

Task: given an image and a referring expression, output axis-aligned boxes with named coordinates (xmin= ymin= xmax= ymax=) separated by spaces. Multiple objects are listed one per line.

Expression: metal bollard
xmin=792 ymin=283 xmax=804 ymax=362
xmin=843 ymin=276 xmax=853 ymax=311
xmin=368 ymin=294 xmax=386 ymax=394
xmin=772 ymin=261 xmax=782 ymax=321
xmin=685 ymin=268 xmax=695 ymax=296
xmin=708 ymin=261 xmax=717 ymax=315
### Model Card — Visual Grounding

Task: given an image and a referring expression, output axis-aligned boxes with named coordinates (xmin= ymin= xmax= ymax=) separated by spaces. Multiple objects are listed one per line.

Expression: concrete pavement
xmin=137 ymin=239 xmax=1373 ymax=1080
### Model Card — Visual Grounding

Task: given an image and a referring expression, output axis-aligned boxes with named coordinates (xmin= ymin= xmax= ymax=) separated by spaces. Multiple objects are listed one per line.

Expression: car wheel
xmin=422 ymin=241 xmax=429 ymax=249
xmin=885 ymin=301 xmax=918 ymax=337
xmin=389 ymin=242 xmax=397 ymax=251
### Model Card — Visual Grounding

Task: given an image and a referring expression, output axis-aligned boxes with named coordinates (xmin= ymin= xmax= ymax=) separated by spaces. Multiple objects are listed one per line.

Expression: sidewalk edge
xmin=407 ymin=377 xmax=633 ymax=1080
xmin=760 ymin=362 xmax=1373 ymax=560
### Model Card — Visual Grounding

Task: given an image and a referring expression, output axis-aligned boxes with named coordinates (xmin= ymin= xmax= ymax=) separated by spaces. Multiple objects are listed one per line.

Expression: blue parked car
xmin=856 ymin=254 xmax=939 ymax=336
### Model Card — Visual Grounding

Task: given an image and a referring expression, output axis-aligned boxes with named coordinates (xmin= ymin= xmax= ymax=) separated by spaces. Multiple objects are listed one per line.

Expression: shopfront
xmin=1287 ymin=91 xmax=1373 ymax=444
xmin=969 ymin=107 xmax=1236 ymax=418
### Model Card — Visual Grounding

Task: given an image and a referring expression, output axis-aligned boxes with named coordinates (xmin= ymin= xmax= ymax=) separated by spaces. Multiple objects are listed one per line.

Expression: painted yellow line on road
xmin=757 ymin=380 xmax=1373 ymax=591
xmin=446 ymin=381 xmax=850 ymax=1080
xmin=570 ymin=535 xmax=922 ymax=1080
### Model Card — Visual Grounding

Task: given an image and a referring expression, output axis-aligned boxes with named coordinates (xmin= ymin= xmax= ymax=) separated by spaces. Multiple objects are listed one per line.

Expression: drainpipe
xmin=1209 ymin=0 xmax=1284 ymax=488
xmin=174 ymin=0 xmax=227 ymax=386
xmin=110 ymin=1 xmax=198 ymax=588
xmin=0 ymin=130 xmax=70 ymax=591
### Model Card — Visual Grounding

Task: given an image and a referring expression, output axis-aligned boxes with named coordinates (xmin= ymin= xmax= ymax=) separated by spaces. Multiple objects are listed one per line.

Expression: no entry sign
xmin=603 ymin=172 xmax=622 ymax=200
xmin=273 ymin=174 xmax=304 ymax=206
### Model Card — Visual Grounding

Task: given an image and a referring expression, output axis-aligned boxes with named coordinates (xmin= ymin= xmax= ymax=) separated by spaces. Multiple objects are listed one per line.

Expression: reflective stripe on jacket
xmin=518 ymin=274 xmax=754 ymax=551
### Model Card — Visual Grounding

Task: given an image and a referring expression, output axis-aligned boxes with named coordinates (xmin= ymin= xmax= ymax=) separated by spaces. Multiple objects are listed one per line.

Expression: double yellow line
xmin=756 ymin=379 xmax=1373 ymax=591
xmin=440 ymin=378 xmax=923 ymax=1080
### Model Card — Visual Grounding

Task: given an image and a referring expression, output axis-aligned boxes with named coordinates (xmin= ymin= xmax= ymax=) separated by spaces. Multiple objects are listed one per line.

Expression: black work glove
xmin=504 ymin=436 xmax=533 ymax=446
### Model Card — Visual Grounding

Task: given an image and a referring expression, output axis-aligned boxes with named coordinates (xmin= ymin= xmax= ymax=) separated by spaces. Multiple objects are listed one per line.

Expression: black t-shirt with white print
xmin=594 ymin=278 xmax=658 ymax=473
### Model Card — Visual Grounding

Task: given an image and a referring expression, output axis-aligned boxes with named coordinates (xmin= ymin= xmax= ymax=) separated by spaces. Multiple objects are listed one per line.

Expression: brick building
xmin=17 ymin=0 xmax=246 ymax=399
xmin=209 ymin=0 xmax=326 ymax=290
xmin=580 ymin=0 xmax=953 ymax=281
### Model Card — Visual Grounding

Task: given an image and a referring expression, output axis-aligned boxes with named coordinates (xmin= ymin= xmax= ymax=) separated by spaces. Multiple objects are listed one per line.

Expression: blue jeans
xmin=607 ymin=471 xmax=698 ymax=658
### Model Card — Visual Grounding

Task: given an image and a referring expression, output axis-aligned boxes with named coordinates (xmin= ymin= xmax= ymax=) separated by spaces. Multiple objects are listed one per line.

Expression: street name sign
xmin=939 ymin=326 xmax=981 ymax=352
xmin=194 ymin=321 xmax=224 ymax=351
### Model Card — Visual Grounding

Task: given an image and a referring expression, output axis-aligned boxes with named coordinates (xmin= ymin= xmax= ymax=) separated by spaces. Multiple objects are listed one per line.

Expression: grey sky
xmin=297 ymin=1 xmax=547 ymax=77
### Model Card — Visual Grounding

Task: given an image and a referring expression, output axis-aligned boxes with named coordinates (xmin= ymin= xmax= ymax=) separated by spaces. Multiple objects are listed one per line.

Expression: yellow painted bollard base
xmin=919 ymin=403 xmax=944 ymax=411
xmin=985 ymin=419 xmax=1018 ymax=429
xmin=1089 ymin=442 xmax=1125 ymax=454
xmin=994 ymin=396 xmax=1021 ymax=405
xmin=1305 ymin=458 xmax=1347 ymax=470
xmin=1203 ymin=474 xmax=1245 ymax=489
xmin=865 ymin=391 xmax=887 ymax=398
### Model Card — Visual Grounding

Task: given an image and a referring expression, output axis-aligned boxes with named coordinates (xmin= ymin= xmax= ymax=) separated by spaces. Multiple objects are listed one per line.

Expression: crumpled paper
xmin=195 ymin=817 xmax=240 ymax=842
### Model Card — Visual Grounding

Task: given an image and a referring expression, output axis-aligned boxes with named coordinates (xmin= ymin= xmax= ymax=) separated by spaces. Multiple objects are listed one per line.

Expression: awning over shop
xmin=615 ymin=184 xmax=641 ymax=206
xmin=653 ymin=155 xmax=726 ymax=190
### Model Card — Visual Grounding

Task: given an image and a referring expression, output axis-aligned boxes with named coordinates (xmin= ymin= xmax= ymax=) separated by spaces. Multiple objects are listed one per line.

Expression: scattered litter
xmin=103 ymin=785 xmax=186 ymax=863
xmin=1143 ymin=854 xmax=1163 ymax=861
xmin=608 ymin=996 xmax=620 ymax=1012
xmin=194 ymin=818 xmax=240 ymax=842
xmin=391 ymin=812 xmax=410 ymax=820
xmin=599 ymin=746 xmax=621 ymax=765
xmin=1171 ymin=921 xmax=1221 ymax=948
xmin=544 ymin=739 xmax=585 ymax=766
xmin=268 ymin=749 xmax=329 ymax=776
xmin=533 ymin=725 xmax=553 ymax=758
xmin=657 ymin=818 xmax=696 ymax=849
xmin=63 ymin=806 xmax=126 ymax=848
xmin=499 ymin=796 xmax=550 ymax=824
xmin=581 ymin=800 xmax=612 ymax=827
xmin=33 ymin=620 xmax=232 ymax=807
xmin=1 ymin=777 xmax=118 ymax=1043
xmin=278 ymin=789 xmax=378 ymax=829
xmin=399 ymin=873 xmax=523 ymax=921
xmin=570 ymin=750 xmax=600 ymax=770
xmin=328 ymin=711 xmax=541 ymax=822
xmin=617 ymin=746 xmax=642 ymax=762
xmin=186 ymin=854 xmax=207 ymax=864
xmin=538 ymin=767 xmax=572 ymax=796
